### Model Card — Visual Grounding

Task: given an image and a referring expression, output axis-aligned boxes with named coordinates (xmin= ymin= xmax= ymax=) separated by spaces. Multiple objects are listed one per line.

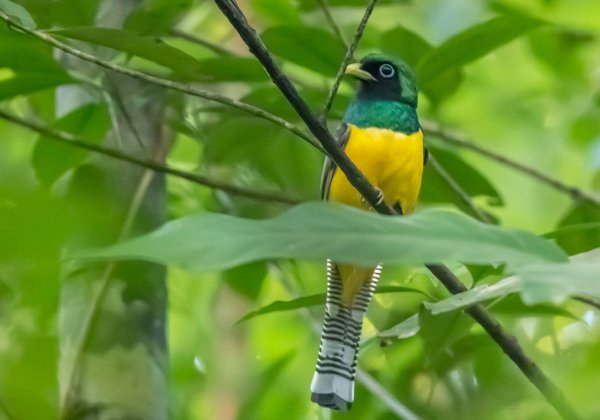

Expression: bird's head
xmin=344 ymin=54 xmax=418 ymax=107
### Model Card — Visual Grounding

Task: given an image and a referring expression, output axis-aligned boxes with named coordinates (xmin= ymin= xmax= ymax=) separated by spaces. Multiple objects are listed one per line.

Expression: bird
xmin=310 ymin=53 xmax=426 ymax=410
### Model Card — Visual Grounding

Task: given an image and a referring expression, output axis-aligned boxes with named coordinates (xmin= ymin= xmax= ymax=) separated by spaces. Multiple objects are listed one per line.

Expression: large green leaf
xmin=416 ymin=15 xmax=544 ymax=95
xmin=261 ymin=25 xmax=345 ymax=76
xmin=49 ymin=27 xmax=268 ymax=81
xmin=76 ymin=202 xmax=567 ymax=270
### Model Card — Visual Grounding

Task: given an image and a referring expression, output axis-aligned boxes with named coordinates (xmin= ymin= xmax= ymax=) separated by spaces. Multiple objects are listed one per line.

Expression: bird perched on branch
xmin=311 ymin=54 xmax=426 ymax=410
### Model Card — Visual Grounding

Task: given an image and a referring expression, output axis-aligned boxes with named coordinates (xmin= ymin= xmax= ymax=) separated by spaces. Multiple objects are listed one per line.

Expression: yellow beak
xmin=345 ymin=63 xmax=376 ymax=81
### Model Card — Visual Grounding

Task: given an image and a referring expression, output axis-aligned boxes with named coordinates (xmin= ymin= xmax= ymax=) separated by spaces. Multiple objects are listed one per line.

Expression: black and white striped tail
xmin=311 ymin=260 xmax=382 ymax=410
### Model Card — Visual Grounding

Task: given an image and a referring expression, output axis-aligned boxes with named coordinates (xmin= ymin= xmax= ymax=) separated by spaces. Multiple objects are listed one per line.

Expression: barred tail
xmin=310 ymin=260 xmax=381 ymax=410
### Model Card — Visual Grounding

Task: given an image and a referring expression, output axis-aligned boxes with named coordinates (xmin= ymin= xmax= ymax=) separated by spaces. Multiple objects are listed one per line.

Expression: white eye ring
xmin=379 ymin=63 xmax=395 ymax=78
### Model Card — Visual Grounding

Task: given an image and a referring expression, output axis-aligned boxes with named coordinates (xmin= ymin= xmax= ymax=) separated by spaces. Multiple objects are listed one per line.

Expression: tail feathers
xmin=311 ymin=261 xmax=381 ymax=410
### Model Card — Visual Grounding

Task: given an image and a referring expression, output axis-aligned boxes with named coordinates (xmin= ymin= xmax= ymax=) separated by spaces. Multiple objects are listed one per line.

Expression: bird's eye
xmin=379 ymin=63 xmax=395 ymax=78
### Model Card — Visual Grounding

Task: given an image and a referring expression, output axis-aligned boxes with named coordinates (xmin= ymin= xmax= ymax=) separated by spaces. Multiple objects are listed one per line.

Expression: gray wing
xmin=320 ymin=122 xmax=350 ymax=200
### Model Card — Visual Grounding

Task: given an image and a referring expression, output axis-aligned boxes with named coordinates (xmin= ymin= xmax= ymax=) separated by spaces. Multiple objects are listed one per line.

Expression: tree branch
xmin=213 ymin=2 xmax=579 ymax=418
xmin=320 ymin=0 xmax=379 ymax=119
xmin=0 ymin=110 xmax=300 ymax=205
xmin=423 ymin=120 xmax=600 ymax=208
xmin=315 ymin=0 xmax=349 ymax=49
xmin=0 ymin=11 xmax=321 ymax=152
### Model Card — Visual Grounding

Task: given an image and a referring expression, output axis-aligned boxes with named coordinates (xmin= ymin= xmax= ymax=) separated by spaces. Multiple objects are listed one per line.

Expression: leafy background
xmin=1 ymin=0 xmax=600 ymax=419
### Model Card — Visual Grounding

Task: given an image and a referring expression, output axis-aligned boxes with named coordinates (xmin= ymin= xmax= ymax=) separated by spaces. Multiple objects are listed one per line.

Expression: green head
xmin=345 ymin=54 xmax=418 ymax=107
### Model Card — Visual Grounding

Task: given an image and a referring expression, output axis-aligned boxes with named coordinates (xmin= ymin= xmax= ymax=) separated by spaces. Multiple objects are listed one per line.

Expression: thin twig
xmin=0 ymin=110 xmax=300 ymax=205
xmin=170 ymin=28 xmax=236 ymax=56
xmin=428 ymin=154 xmax=492 ymax=223
xmin=573 ymin=295 xmax=600 ymax=310
xmin=213 ymin=2 xmax=580 ymax=418
xmin=320 ymin=0 xmax=379 ymax=120
xmin=422 ymin=120 xmax=600 ymax=208
xmin=315 ymin=0 xmax=348 ymax=48
xmin=0 ymin=11 xmax=321 ymax=152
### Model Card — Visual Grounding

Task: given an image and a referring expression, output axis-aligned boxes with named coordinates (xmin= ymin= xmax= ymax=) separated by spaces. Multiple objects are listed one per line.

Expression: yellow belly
xmin=328 ymin=125 xmax=424 ymax=305
xmin=329 ymin=125 xmax=424 ymax=215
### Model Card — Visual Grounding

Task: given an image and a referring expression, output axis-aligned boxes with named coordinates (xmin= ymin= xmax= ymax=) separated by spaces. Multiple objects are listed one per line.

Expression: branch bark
xmin=213 ymin=1 xmax=580 ymax=418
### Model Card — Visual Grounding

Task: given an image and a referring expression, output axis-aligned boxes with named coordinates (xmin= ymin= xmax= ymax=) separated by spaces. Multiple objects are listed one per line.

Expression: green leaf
xmin=204 ymin=116 xmax=321 ymax=200
xmin=378 ymin=314 xmax=420 ymax=340
xmin=416 ymin=15 xmax=544 ymax=94
xmin=380 ymin=26 xmax=433 ymax=69
xmin=0 ymin=0 xmax=36 ymax=28
xmin=421 ymin=144 xmax=503 ymax=214
xmin=261 ymin=25 xmax=345 ymax=76
xmin=0 ymin=28 xmax=67 ymax=73
xmin=426 ymin=251 xmax=600 ymax=311
xmin=49 ymin=28 xmax=268 ymax=81
xmin=75 ymin=202 xmax=568 ymax=270
xmin=236 ymin=286 xmax=432 ymax=324
xmin=32 ymin=104 xmax=110 ymax=187
xmin=490 ymin=295 xmax=576 ymax=319
xmin=0 ymin=72 xmax=72 ymax=101
xmin=223 ymin=261 xmax=267 ymax=301
xmin=124 ymin=0 xmax=193 ymax=35
xmin=519 ymin=261 xmax=600 ymax=305
xmin=553 ymin=202 xmax=600 ymax=254
xmin=424 ymin=276 xmax=520 ymax=315
xmin=236 ymin=294 xmax=322 ymax=324
xmin=418 ymin=306 xmax=473 ymax=364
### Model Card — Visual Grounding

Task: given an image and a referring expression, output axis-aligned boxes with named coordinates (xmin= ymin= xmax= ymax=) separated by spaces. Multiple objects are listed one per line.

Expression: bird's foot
xmin=361 ymin=187 xmax=384 ymax=210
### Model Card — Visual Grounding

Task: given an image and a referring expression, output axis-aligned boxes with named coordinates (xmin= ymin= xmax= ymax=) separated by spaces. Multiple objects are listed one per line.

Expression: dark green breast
xmin=344 ymin=100 xmax=420 ymax=134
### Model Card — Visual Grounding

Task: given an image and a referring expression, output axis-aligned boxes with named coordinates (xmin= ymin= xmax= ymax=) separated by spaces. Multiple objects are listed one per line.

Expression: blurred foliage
xmin=1 ymin=0 xmax=600 ymax=419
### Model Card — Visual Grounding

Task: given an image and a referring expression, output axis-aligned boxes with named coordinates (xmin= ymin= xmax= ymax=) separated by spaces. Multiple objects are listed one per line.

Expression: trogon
xmin=311 ymin=54 xmax=426 ymax=410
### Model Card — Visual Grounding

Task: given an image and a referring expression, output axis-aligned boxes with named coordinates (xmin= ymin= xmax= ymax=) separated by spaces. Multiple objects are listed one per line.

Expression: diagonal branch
xmin=0 ymin=11 xmax=321 ymax=152
xmin=0 ymin=110 xmax=300 ymax=205
xmin=423 ymin=120 xmax=600 ymax=208
xmin=213 ymin=2 xmax=580 ymax=419
xmin=214 ymin=0 xmax=387 ymax=213
xmin=321 ymin=0 xmax=379 ymax=120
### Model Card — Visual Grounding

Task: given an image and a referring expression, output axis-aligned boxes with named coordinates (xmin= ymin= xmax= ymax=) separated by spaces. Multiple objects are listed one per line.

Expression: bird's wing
xmin=320 ymin=122 xmax=350 ymax=200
